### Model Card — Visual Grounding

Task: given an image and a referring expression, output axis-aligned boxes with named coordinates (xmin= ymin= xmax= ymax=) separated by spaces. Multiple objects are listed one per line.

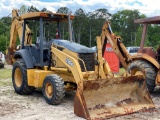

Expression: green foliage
xmin=56 ymin=7 xmax=69 ymax=14
xmin=72 ymin=8 xmax=111 ymax=47
xmin=19 ymin=5 xmax=27 ymax=15
xmin=41 ymin=8 xmax=48 ymax=12
xmin=0 ymin=21 xmax=5 ymax=34
xmin=0 ymin=34 xmax=7 ymax=52
xmin=0 ymin=17 xmax=12 ymax=27
xmin=136 ymin=24 xmax=160 ymax=49
xmin=1 ymin=5 xmax=160 ymax=52
xmin=135 ymin=26 xmax=143 ymax=46
xmin=27 ymin=5 xmax=39 ymax=12
xmin=147 ymin=24 xmax=160 ymax=49
xmin=0 ymin=18 xmax=11 ymax=50
xmin=73 ymin=8 xmax=87 ymax=44
xmin=111 ymin=9 xmax=146 ymax=46
xmin=0 ymin=17 xmax=11 ymax=52
xmin=56 ymin=7 xmax=70 ymax=40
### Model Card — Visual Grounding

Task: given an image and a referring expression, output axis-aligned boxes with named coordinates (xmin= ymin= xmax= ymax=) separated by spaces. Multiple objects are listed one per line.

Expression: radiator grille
xmin=78 ymin=53 xmax=95 ymax=72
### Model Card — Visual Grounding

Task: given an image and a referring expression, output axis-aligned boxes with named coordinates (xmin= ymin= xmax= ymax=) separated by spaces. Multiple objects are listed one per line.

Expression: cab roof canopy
xmin=19 ymin=12 xmax=74 ymax=22
xmin=134 ymin=16 xmax=160 ymax=24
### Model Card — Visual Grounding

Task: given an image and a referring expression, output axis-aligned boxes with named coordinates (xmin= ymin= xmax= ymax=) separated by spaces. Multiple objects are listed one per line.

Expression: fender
xmin=131 ymin=53 xmax=160 ymax=70
xmin=14 ymin=49 xmax=34 ymax=68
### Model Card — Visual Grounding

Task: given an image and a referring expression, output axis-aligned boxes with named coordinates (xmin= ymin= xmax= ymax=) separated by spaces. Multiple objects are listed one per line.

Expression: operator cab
xmin=19 ymin=12 xmax=74 ymax=68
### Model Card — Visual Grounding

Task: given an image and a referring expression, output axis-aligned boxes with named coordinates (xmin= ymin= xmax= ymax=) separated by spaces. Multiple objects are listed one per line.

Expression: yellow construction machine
xmin=7 ymin=9 xmax=154 ymax=119
xmin=103 ymin=18 xmax=160 ymax=93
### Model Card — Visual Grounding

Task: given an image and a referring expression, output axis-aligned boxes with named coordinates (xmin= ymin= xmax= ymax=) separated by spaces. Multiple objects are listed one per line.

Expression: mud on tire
xmin=42 ymin=74 xmax=65 ymax=105
xmin=12 ymin=59 xmax=34 ymax=95
xmin=127 ymin=60 xmax=156 ymax=92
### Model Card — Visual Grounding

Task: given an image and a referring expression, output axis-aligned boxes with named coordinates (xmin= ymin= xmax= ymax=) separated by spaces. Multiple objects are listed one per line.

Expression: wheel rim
xmin=45 ymin=82 xmax=54 ymax=98
xmin=130 ymin=68 xmax=145 ymax=78
xmin=14 ymin=68 xmax=22 ymax=87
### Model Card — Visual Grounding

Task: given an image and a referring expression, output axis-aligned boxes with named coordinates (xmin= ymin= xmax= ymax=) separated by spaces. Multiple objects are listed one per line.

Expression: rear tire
xmin=0 ymin=63 xmax=4 ymax=68
xmin=42 ymin=74 xmax=65 ymax=105
xmin=127 ymin=60 xmax=156 ymax=92
xmin=1 ymin=64 xmax=4 ymax=68
xmin=12 ymin=59 xmax=34 ymax=95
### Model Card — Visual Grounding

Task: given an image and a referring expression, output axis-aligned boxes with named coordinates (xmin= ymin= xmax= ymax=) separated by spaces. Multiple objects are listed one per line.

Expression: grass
xmin=0 ymin=68 xmax=12 ymax=79
xmin=114 ymin=67 xmax=126 ymax=76
xmin=119 ymin=67 xmax=125 ymax=74
xmin=0 ymin=68 xmax=12 ymax=86
xmin=0 ymin=80 xmax=12 ymax=86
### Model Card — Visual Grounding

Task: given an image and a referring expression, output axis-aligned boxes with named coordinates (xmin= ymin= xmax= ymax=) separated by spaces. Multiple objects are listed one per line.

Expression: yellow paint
xmin=27 ymin=68 xmax=76 ymax=88
xmin=27 ymin=69 xmax=55 ymax=88
xmin=156 ymin=72 xmax=160 ymax=85
xmin=14 ymin=68 xmax=22 ymax=87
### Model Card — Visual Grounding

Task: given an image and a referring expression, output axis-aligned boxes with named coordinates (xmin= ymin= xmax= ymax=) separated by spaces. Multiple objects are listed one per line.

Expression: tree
xmin=41 ymin=8 xmax=48 ymax=12
xmin=25 ymin=6 xmax=40 ymax=42
xmin=0 ymin=17 xmax=11 ymax=50
xmin=56 ymin=7 xmax=70 ymax=40
xmin=86 ymin=8 xmax=112 ymax=47
xmin=92 ymin=8 xmax=111 ymax=20
xmin=27 ymin=5 xmax=39 ymax=12
xmin=19 ymin=5 xmax=27 ymax=15
xmin=147 ymin=24 xmax=160 ymax=49
xmin=111 ymin=10 xmax=146 ymax=46
xmin=56 ymin=7 xmax=69 ymax=14
xmin=0 ymin=34 xmax=7 ymax=52
xmin=0 ymin=21 xmax=5 ymax=35
xmin=73 ymin=8 xmax=87 ymax=44
xmin=135 ymin=25 xmax=143 ymax=46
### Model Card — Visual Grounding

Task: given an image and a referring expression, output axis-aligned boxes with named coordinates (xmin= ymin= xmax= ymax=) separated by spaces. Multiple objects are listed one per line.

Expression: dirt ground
xmin=1 ymin=65 xmax=160 ymax=120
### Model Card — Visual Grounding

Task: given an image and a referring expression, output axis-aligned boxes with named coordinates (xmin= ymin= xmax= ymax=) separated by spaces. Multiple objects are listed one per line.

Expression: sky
xmin=0 ymin=0 xmax=160 ymax=18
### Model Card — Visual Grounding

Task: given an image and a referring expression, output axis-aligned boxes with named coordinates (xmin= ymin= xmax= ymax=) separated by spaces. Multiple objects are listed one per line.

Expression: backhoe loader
xmin=7 ymin=9 xmax=154 ymax=119
xmin=104 ymin=17 xmax=160 ymax=92
xmin=128 ymin=17 xmax=160 ymax=92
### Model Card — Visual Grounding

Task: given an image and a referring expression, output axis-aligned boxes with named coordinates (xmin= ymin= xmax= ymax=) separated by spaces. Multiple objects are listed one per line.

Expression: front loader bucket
xmin=74 ymin=75 xmax=154 ymax=120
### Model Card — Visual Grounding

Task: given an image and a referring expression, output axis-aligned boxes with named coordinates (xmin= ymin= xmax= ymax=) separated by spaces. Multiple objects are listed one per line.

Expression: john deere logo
xmin=66 ymin=58 xmax=74 ymax=67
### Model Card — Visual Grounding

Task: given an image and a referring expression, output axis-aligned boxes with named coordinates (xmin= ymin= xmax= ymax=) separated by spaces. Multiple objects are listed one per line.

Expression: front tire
xmin=127 ymin=60 xmax=156 ymax=92
xmin=42 ymin=74 xmax=65 ymax=105
xmin=12 ymin=59 xmax=34 ymax=95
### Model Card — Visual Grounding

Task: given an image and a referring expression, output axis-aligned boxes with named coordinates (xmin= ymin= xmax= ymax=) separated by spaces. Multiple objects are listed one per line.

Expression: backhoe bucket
xmin=74 ymin=75 xmax=154 ymax=120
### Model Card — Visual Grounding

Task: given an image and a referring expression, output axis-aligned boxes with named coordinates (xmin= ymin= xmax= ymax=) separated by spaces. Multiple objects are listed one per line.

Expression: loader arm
xmin=51 ymin=45 xmax=91 ymax=118
xmin=51 ymin=42 xmax=154 ymax=120
xmin=101 ymin=21 xmax=132 ymax=69
xmin=6 ymin=9 xmax=32 ymax=65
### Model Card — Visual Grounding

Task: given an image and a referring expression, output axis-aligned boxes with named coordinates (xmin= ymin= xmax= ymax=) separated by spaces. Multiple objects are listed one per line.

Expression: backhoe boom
xmin=101 ymin=21 xmax=132 ymax=68
xmin=6 ymin=9 xmax=32 ymax=64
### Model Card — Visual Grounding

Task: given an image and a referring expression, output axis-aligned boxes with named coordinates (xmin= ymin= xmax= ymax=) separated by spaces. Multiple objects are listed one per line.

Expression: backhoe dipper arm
xmin=100 ymin=21 xmax=132 ymax=69
xmin=6 ymin=9 xmax=32 ymax=64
